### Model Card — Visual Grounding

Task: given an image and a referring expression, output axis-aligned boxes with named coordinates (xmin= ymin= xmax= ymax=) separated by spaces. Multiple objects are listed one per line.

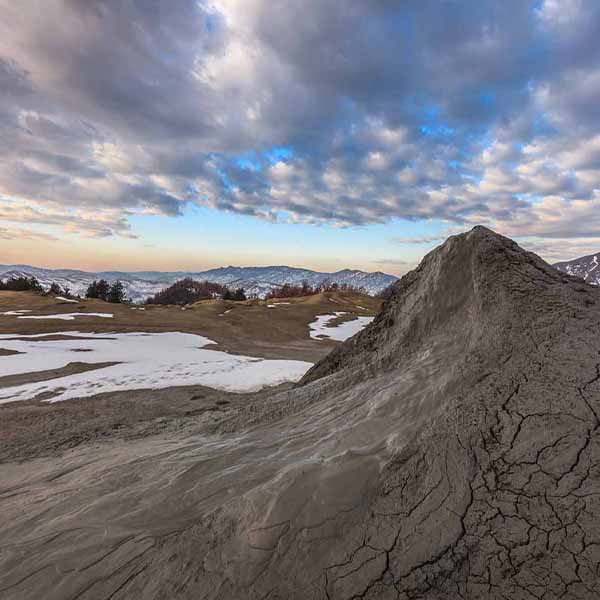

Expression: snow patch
xmin=0 ymin=331 xmax=313 ymax=404
xmin=309 ymin=313 xmax=374 ymax=342
xmin=55 ymin=296 xmax=78 ymax=303
xmin=1 ymin=310 xmax=31 ymax=316
xmin=17 ymin=313 xmax=113 ymax=321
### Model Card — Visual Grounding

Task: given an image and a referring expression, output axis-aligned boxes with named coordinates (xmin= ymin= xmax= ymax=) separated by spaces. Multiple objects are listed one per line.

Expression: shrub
xmin=108 ymin=281 xmax=127 ymax=304
xmin=86 ymin=279 xmax=111 ymax=301
xmin=146 ymin=278 xmax=227 ymax=305
xmin=222 ymin=287 xmax=247 ymax=301
xmin=266 ymin=280 xmax=366 ymax=299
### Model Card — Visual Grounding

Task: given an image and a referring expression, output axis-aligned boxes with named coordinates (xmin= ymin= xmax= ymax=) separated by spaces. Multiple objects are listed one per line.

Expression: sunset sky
xmin=1 ymin=1 xmax=600 ymax=274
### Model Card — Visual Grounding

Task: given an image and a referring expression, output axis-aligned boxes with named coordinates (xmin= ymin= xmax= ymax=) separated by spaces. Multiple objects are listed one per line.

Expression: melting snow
xmin=1 ymin=310 xmax=31 ymax=316
xmin=0 ymin=331 xmax=313 ymax=404
xmin=309 ymin=312 xmax=374 ymax=341
xmin=17 ymin=313 xmax=113 ymax=321
xmin=55 ymin=296 xmax=78 ymax=303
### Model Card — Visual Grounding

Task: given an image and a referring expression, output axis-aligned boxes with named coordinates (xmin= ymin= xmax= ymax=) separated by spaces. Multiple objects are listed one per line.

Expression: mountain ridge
xmin=554 ymin=251 xmax=600 ymax=285
xmin=0 ymin=263 xmax=397 ymax=301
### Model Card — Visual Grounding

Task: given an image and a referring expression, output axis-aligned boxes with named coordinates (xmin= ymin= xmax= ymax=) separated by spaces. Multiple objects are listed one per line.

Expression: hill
xmin=1 ymin=227 xmax=599 ymax=599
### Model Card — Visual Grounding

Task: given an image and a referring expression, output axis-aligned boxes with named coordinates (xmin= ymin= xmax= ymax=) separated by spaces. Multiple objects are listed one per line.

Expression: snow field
xmin=309 ymin=312 xmax=374 ymax=341
xmin=0 ymin=331 xmax=312 ymax=403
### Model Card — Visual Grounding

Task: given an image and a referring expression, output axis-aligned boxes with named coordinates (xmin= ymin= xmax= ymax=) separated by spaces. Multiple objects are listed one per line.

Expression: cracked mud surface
xmin=1 ymin=226 xmax=599 ymax=599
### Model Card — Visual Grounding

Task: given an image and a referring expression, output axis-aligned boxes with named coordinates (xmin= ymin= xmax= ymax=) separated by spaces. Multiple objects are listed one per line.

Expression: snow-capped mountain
xmin=554 ymin=253 xmax=600 ymax=285
xmin=0 ymin=264 xmax=397 ymax=303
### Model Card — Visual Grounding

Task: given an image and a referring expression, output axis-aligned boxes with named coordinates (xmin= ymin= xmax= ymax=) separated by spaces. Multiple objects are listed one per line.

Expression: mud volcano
xmin=1 ymin=226 xmax=599 ymax=599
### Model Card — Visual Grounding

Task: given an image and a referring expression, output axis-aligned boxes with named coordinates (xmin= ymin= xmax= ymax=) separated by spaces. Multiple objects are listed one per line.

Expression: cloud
xmin=0 ymin=225 xmax=58 ymax=241
xmin=372 ymin=258 xmax=412 ymax=266
xmin=0 ymin=0 xmax=599 ymax=250
xmin=392 ymin=235 xmax=446 ymax=245
xmin=517 ymin=236 xmax=600 ymax=264
xmin=371 ymin=257 xmax=416 ymax=275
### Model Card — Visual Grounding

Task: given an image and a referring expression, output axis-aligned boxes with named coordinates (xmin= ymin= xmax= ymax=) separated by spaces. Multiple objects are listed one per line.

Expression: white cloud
xmin=0 ymin=0 xmax=599 ymax=256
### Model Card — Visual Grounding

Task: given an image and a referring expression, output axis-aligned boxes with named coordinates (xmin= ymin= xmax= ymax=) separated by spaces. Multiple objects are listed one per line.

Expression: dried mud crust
xmin=139 ymin=229 xmax=600 ymax=600
xmin=1 ymin=227 xmax=599 ymax=599
xmin=0 ymin=383 xmax=294 ymax=463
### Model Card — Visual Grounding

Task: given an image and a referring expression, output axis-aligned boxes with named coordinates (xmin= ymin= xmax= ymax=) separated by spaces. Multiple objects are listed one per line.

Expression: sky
xmin=1 ymin=0 xmax=600 ymax=275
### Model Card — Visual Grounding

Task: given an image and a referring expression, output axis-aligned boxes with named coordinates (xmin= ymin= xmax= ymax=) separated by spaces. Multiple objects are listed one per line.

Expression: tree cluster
xmin=222 ymin=287 xmax=247 ymax=301
xmin=145 ymin=278 xmax=230 ymax=305
xmin=265 ymin=280 xmax=366 ymax=299
xmin=86 ymin=279 xmax=127 ymax=303
xmin=266 ymin=281 xmax=317 ymax=299
xmin=320 ymin=281 xmax=366 ymax=294
xmin=47 ymin=282 xmax=73 ymax=297
xmin=0 ymin=276 xmax=43 ymax=292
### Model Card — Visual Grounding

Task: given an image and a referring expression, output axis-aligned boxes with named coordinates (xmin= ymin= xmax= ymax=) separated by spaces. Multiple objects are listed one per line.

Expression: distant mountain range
xmin=0 ymin=264 xmax=398 ymax=303
xmin=553 ymin=253 xmax=600 ymax=285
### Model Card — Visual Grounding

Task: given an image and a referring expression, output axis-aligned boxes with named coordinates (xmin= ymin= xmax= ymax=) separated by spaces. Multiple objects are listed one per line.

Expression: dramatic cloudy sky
xmin=1 ymin=0 xmax=599 ymax=272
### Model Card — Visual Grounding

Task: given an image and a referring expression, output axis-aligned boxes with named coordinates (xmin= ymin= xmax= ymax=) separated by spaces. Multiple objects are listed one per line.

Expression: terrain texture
xmin=1 ymin=226 xmax=600 ymax=599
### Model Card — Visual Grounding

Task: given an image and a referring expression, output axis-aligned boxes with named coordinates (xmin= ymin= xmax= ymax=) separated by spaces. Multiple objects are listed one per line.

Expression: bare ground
xmin=0 ymin=383 xmax=292 ymax=464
